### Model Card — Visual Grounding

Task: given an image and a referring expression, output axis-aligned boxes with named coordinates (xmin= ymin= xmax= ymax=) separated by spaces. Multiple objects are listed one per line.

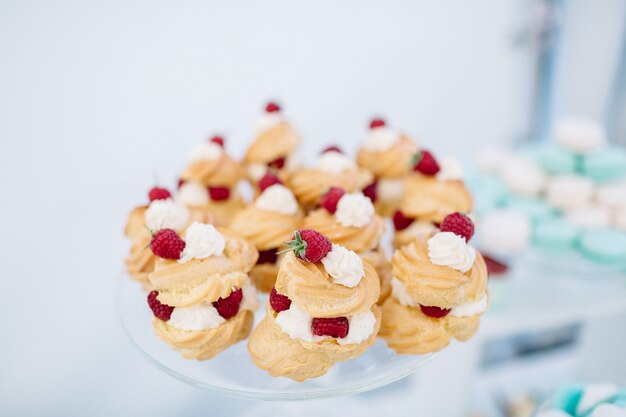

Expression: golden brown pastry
xmin=356 ymin=119 xmax=419 ymax=216
xmin=229 ymin=179 xmax=303 ymax=292
xmin=177 ymin=180 xmax=244 ymax=227
xmin=287 ymin=150 xmax=373 ymax=209
xmin=380 ymin=215 xmax=488 ymax=355
xmin=248 ymin=230 xmax=381 ymax=381
xmin=146 ymin=222 xmax=260 ymax=360
xmin=302 ymin=189 xmax=391 ymax=302
xmin=181 ymin=136 xmax=245 ymax=188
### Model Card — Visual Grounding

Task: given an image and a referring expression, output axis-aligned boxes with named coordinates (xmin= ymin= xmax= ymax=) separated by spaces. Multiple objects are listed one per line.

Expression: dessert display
xmin=537 ymin=382 xmax=626 ymax=417
xmin=302 ymin=187 xmax=392 ymax=302
xmin=179 ymin=136 xmax=246 ymax=226
xmin=229 ymin=173 xmax=304 ymax=292
xmin=146 ymin=221 xmax=259 ymax=360
xmin=356 ymin=118 xmax=419 ymax=216
xmin=287 ymin=147 xmax=373 ymax=210
xmin=471 ymin=118 xmax=626 ymax=267
xmin=380 ymin=212 xmax=489 ymax=354
xmin=243 ymin=102 xmax=301 ymax=186
xmin=248 ymin=229 xmax=381 ymax=381
xmin=393 ymin=149 xmax=473 ymax=249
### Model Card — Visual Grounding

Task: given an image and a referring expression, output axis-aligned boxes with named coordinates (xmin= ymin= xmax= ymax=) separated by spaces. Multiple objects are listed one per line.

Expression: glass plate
xmin=117 ymin=274 xmax=435 ymax=401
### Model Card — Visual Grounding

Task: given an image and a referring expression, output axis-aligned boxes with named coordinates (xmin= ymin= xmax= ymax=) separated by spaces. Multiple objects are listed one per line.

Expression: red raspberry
xmin=393 ymin=210 xmax=414 ymax=231
xmin=483 ymin=254 xmax=508 ymax=275
xmin=208 ymin=186 xmax=230 ymax=201
xmin=177 ymin=178 xmax=186 ymax=189
xmin=369 ymin=118 xmax=386 ymax=129
xmin=320 ymin=187 xmax=345 ymax=214
xmin=412 ymin=150 xmax=440 ymax=175
xmin=267 ymin=156 xmax=286 ymax=170
xmin=147 ymin=291 xmax=174 ymax=321
xmin=311 ymin=317 xmax=349 ymax=338
xmin=148 ymin=186 xmax=171 ymax=202
xmin=265 ymin=101 xmax=281 ymax=113
xmin=212 ymin=288 xmax=243 ymax=319
xmin=258 ymin=173 xmax=282 ymax=192
xmin=284 ymin=229 xmax=332 ymax=263
xmin=362 ymin=181 xmax=377 ymax=203
xmin=322 ymin=145 xmax=343 ymax=154
xmin=257 ymin=248 xmax=278 ymax=265
xmin=269 ymin=287 xmax=292 ymax=312
xmin=420 ymin=305 xmax=450 ymax=318
xmin=440 ymin=212 xmax=474 ymax=242
xmin=210 ymin=136 xmax=224 ymax=147
xmin=150 ymin=229 xmax=186 ymax=260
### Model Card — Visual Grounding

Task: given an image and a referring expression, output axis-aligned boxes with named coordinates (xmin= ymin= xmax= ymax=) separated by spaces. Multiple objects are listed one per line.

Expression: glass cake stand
xmin=117 ymin=274 xmax=435 ymax=401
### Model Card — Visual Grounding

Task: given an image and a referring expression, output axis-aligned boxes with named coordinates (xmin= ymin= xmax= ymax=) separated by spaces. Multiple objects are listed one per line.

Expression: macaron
xmin=534 ymin=143 xmax=578 ymax=174
xmin=551 ymin=383 xmax=585 ymax=415
xmin=502 ymin=156 xmax=546 ymax=197
xmin=577 ymin=229 xmax=626 ymax=266
xmin=505 ymin=196 xmax=557 ymax=224
xmin=546 ymin=174 xmax=595 ymax=211
xmin=565 ymin=205 xmax=612 ymax=229
xmin=581 ymin=147 xmax=626 ymax=183
xmin=554 ymin=118 xmax=606 ymax=154
xmin=466 ymin=175 xmax=510 ymax=216
xmin=533 ymin=218 xmax=580 ymax=252
xmin=478 ymin=209 xmax=532 ymax=255
xmin=577 ymin=383 xmax=620 ymax=416
xmin=597 ymin=181 xmax=626 ymax=210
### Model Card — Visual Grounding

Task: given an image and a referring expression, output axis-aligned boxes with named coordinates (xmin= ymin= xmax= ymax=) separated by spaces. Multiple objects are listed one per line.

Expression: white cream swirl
xmin=168 ymin=301 xmax=225 ymax=331
xmin=321 ymin=244 xmax=364 ymax=288
xmin=377 ymin=178 xmax=405 ymax=202
xmin=240 ymin=284 xmax=260 ymax=312
xmin=427 ymin=232 xmax=476 ymax=273
xmin=339 ymin=310 xmax=376 ymax=345
xmin=390 ymin=277 xmax=419 ymax=307
xmin=177 ymin=181 xmax=209 ymax=206
xmin=189 ymin=142 xmax=223 ymax=162
xmin=314 ymin=151 xmax=356 ymax=174
xmin=436 ymin=157 xmax=464 ymax=181
xmin=449 ymin=294 xmax=488 ymax=317
xmin=254 ymin=113 xmax=283 ymax=134
xmin=335 ymin=192 xmax=375 ymax=228
xmin=254 ymin=184 xmax=298 ymax=215
xmin=248 ymin=163 xmax=268 ymax=181
xmin=363 ymin=127 xmax=401 ymax=151
xmin=144 ymin=198 xmax=190 ymax=231
xmin=178 ymin=222 xmax=225 ymax=263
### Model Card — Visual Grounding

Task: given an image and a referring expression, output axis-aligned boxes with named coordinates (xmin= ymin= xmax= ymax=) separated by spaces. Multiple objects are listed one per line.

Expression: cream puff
xmin=356 ymin=118 xmax=419 ymax=216
xmin=380 ymin=213 xmax=488 ymax=354
xmin=229 ymin=173 xmax=303 ymax=292
xmin=287 ymin=147 xmax=373 ymax=210
xmin=302 ymin=187 xmax=391 ymax=302
xmin=248 ymin=229 xmax=381 ymax=381
xmin=146 ymin=222 xmax=259 ymax=360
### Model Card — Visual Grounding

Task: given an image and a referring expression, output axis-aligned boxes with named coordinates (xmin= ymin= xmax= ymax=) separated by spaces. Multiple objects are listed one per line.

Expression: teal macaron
xmin=533 ymin=219 xmax=580 ymax=252
xmin=551 ymin=383 xmax=584 ymax=415
xmin=577 ymin=229 xmax=626 ymax=266
xmin=504 ymin=196 xmax=557 ymax=224
xmin=581 ymin=147 xmax=626 ymax=182
xmin=534 ymin=144 xmax=579 ymax=175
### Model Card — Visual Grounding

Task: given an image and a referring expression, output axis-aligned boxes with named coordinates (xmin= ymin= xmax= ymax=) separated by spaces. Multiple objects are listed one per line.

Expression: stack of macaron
xmin=470 ymin=118 xmax=626 ymax=268
xmin=537 ymin=382 xmax=626 ymax=417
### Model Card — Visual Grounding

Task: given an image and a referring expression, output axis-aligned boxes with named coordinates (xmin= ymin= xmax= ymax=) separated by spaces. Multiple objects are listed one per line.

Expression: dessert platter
xmin=118 ymin=102 xmax=490 ymax=400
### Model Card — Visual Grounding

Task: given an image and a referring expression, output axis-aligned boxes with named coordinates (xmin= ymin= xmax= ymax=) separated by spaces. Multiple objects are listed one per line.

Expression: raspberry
xmin=212 ymin=288 xmax=243 ymax=319
xmin=148 ymin=186 xmax=171 ymax=202
xmin=393 ymin=210 xmax=414 ymax=231
xmin=440 ymin=212 xmax=474 ymax=242
xmin=177 ymin=178 xmax=186 ymax=189
xmin=208 ymin=186 xmax=230 ymax=201
xmin=267 ymin=156 xmax=286 ymax=170
xmin=362 ymin=181 xmax=377 ymax=203
xmin=284 ymin=229 xmax=332 ymax=263
xmin=147 ymin=291 xmax=174 ymax=321
xmin=369 ymin=118 xmax=386 ymax=129
xmin=412 ymin=150 xmax=440 ymax=175
xmin=210 ymin=136 xmax=224 ymax=147
xmin=420 ymin=305 xmax=450 ymax=318
xmin=150 ymin=229 xmax=186 ymax=260
xmin=311 ymin=317 xmax=349 ymax=338
xmin=258 ymin=173 xmax=282 ymax=192
xmin=483 ymin=254 xmax=508 ymax=275
xmin=269 ymin=287 xmax=292 ymax=312
xmin=265 ymin=101 xmax=281 ymax=113
xmin=320 ymin=187 xmax=345 ymax=214
xmin=322 ymin=145 xmax=343 ymax=154
xmin=257 ymin=248 xmax=278 ymax=265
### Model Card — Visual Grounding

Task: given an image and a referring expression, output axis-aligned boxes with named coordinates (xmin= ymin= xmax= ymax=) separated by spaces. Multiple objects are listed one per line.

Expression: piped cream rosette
xmin=380 ymin=230 xmax=488 ymax=354
xmin=248 ymin=235 xmax=381 ymax=381
xmin=287 ymin=151 xmax=373 ymax=209
xmin=244 ymin=104 xmax=301 ymax=185
xmin=356 ymin=121 xmax=419 ymax=216
xmin=303 ymin=190 xmax=392 ymax=302
xmin=229 ymin=183 xmax=303 ymax=292
xmin=177 ymin=180 xmax=244 ymax=227
xmin=148 ymin=222 xmax=260 ymax=360
xmin=399 ymin=157 xmax=473 ymax=224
